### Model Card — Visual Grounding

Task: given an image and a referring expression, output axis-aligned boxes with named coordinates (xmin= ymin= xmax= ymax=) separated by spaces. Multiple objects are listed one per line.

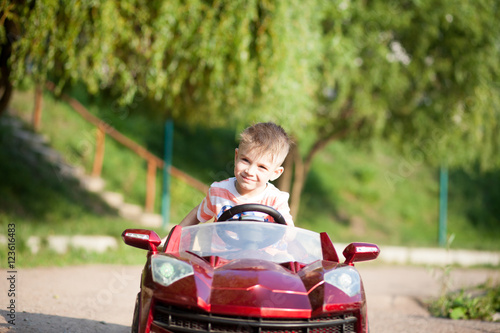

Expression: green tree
xmin=1 ymin=0 xmax=317 ymax=129
xmin=2 ymin=0 xmax=499 ymax=219
xmin=0 ymin=0 xmax=18 ymax=114
xmin=281 ymin=0 xmax=500 ymax=216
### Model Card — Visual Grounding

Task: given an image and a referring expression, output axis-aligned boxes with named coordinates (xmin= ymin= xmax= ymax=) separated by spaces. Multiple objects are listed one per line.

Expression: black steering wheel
xmin=216 ymin=204 xmax=287 ymax=250
xmin=217 ymin=204 xmax=287 ymax=225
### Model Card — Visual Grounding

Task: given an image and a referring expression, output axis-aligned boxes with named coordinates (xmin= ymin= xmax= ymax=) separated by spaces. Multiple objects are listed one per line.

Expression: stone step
xmin=80 ymin=175 xmax=106 ymax=192
xmin=56 ymin=163 xmax=85 ymax=179
xmin=31 ymin=145 xmax=63 ymax=163
xmin=118 ymin=202 xmax=143 ymax=221
xmin=12 ymin=128 xmax=49 ymax=145
xmin=139 ymin=213 xmax=163 ymax=228
xmin=101 ymin=191 xmax=124 ymax=207
xmin=0 ymin=116 xmax=23 ymax=128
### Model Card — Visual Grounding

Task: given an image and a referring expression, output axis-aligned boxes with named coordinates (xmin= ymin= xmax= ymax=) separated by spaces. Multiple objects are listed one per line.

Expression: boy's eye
xmin=259 ymin=165 xmax=268 ymax=170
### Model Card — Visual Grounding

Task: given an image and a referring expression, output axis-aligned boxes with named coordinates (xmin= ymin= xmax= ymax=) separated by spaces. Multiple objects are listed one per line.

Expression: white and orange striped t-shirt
xmin=196 ymin=177 xmax=294 ymax=226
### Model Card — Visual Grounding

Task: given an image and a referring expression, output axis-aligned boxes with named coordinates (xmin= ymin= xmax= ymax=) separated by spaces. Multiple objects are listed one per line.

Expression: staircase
xmin=1 ymin=114 xmax=163 ymax=228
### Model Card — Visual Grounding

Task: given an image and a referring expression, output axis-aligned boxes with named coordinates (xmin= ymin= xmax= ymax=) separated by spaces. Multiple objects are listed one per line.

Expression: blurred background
xmin=0 ymin=0 xmax=499 ymax=268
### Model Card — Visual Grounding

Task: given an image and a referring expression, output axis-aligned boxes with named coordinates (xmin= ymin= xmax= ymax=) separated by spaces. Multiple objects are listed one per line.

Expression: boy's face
xmin=234 ymin=146 xmax=284 ymax=197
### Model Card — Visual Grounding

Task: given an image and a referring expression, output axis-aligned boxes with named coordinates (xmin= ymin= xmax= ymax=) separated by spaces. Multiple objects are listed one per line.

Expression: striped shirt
xmin=197 ymin=177 xmax=294 ymax=226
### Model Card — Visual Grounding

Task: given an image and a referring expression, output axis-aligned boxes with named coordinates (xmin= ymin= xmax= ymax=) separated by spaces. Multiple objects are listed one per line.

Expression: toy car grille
xmin=153 ymin=304 xmax=357 ymax=333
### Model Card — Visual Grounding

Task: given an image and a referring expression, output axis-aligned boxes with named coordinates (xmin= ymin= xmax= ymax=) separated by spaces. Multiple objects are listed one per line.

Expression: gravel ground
xmin=1 ymin=264 xmax=499 ymax=333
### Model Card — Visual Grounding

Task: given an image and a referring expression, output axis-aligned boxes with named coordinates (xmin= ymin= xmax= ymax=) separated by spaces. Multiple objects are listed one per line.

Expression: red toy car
xmin=122 ymin=204 xmax=380 ymax=333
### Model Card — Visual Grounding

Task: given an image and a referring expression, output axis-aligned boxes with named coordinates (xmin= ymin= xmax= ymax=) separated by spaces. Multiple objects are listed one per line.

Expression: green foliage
xmin=309 ymin=0 xmax=500 ymax=169
xmin=6 ymin=0 xmax=320 ymax=130
xmin=428 ymin=282 xmax=500 ymax=321
xmin=425 ymin=235 xmax=499 ymax=321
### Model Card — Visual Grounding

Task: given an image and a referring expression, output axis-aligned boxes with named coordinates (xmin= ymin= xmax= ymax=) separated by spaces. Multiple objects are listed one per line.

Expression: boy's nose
xmin=246 ymin=164 xmax=257 ymax=175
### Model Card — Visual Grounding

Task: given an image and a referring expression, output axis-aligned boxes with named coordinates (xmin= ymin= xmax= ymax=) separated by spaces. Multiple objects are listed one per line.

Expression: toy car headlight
xmin=151 ymin=255 xmax=194 ymax=286
xmin=324 ymin=266 xmax=361 ymax=297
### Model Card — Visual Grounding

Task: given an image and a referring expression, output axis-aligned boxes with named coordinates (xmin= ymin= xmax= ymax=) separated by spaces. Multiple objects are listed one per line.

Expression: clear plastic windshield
xmin=179 ymin=222 xmax=323 ymax=264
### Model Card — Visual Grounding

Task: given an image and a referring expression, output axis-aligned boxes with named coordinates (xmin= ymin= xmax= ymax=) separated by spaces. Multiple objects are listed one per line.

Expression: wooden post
xmin=33 ymin=85 xmax=43 ymax=131
xmin=162 ymin=120 xmax=173 ymax=228
xmin=146 ymin=158 xmax=157 ymax=213
xmin=91 ymin=125 xmax=106 ymax=177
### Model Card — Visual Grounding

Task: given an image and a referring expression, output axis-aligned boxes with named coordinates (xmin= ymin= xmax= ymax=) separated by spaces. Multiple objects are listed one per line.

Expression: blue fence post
xmin=438 ymin=165 xmax=448 ymax=247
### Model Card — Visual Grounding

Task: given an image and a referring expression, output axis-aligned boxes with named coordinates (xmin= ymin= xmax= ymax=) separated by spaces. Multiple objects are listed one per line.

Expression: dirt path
xmin=1 ymin=264 xmax=499 ymax=333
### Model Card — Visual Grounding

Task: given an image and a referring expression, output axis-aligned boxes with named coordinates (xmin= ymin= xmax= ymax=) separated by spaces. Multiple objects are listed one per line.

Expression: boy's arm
xmin=276 ymin=193 xmax=294 ymax=226
xmin=280 ymin=208 xmax=294 ymax=227
xmin=179 ymin=204 xmax=201 ymax=226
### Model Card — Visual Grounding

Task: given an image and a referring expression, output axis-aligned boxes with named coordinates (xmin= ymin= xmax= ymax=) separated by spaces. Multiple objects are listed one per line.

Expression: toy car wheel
xmin=131 ymin=293 xmax=140 ymax=333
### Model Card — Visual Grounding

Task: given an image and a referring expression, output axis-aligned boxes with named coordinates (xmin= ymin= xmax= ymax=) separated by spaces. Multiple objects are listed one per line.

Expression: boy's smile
xmin=234 ymin=147 xmax=283 ymax=197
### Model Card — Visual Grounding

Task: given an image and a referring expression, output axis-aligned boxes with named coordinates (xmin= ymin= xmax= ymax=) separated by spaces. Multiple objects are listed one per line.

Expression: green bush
xmin=428 ymin=282 xmax=500 ymax=321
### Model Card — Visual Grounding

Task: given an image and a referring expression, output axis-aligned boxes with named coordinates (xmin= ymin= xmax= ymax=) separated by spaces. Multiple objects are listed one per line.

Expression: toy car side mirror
xmin=122 ymin=229 xmax=162 ymax=253
xmin=343 ymin=242 xmax=380 ymax=266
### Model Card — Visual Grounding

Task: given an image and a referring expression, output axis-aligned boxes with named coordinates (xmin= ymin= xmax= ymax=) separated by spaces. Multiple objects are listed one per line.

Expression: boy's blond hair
xmin=238 ymin=122 xmax=292 ymax=166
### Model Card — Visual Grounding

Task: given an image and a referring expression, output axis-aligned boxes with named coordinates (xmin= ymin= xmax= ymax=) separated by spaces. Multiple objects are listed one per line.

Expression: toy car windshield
xmin=179 ymin=221 xmax=323 ymax=264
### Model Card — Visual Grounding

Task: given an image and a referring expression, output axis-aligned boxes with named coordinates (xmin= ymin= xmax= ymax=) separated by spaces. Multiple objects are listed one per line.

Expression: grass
xmin=1 ymin=85 xmax=500 ymax=268
xmin=298 ymin=140 xmax=500 ymax=250
xmin=0 ymin=88 xmax=204 ymax=268
xmin=8 ymin=88 xmax=205 ymax=215
xmin=0 ymin=117 xmax=156 ymax=267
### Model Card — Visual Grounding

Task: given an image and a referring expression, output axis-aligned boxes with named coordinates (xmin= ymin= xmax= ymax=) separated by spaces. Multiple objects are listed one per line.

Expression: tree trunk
xmin=289 ymin=146 xmax=305 ymax=218
xmin=288 ymin=121 xmax=364 ymax=219
xmin=276 ymin=153 xmax=293 ymax=193
xmin=0 ymin=18 xmax=18 ymax=117
xmin=289 ymin=137 xmax=330 ymax=218
xmin=33 ymin=85 xmax=43 ymax=130
xmin=0 ymin=80 xmax=12 ymax=117
xmin=0 ymin=63 xmax=12 ymax=117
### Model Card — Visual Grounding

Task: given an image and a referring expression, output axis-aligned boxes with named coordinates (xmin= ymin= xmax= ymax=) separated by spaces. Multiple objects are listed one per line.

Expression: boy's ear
xmin=270 ymin=166 xmax=284 ymax=181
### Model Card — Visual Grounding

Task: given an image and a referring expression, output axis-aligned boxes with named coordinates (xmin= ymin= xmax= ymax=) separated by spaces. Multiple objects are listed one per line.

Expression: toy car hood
xmin=147 ymin=253 xmax=365 ymax=318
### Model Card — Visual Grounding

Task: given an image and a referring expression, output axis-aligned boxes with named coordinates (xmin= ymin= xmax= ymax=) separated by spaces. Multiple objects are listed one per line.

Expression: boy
xmin=180 ymin=122 xmax=294 ymax=226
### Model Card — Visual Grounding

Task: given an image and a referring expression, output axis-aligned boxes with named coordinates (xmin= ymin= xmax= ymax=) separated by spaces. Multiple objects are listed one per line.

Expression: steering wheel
xmin=216 ymin=204 xmax=287 ymax=250
xmin=217 ymin=204 xmax=287 ymax=225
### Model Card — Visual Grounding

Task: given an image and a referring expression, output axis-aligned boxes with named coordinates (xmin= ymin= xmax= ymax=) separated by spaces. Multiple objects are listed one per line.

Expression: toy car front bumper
xmin=149 ymin=303 xmax=358 ymax=333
